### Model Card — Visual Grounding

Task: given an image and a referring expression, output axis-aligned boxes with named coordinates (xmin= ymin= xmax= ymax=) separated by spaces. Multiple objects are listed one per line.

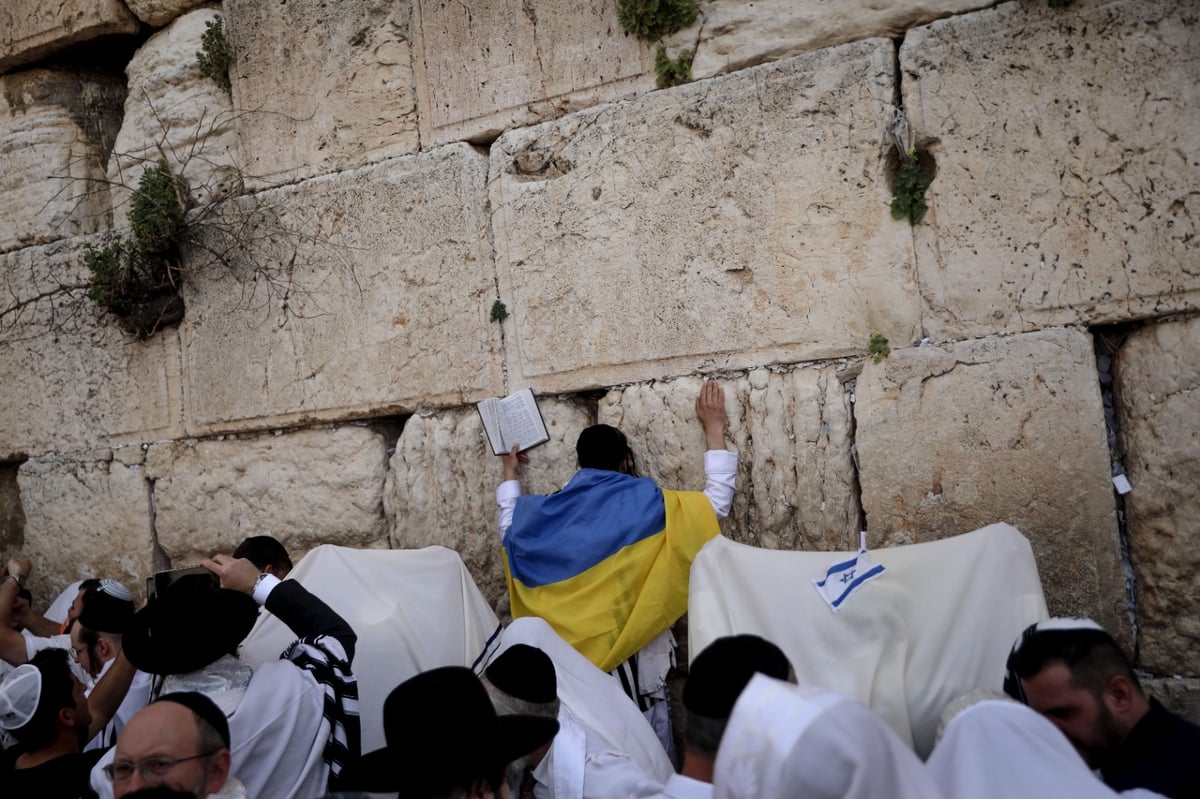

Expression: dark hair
xmin=232 ymin=536 xmax=293 ymax=575
xmin=13 ymin=649 xmax=77 ymax=750
xmin=576 ymin=425 xmax=638 ymax=476
xmin=1005 ymin=628 xmax=1141 ymax=700
xmin=78 ymin=578 xmax=102 ymax=596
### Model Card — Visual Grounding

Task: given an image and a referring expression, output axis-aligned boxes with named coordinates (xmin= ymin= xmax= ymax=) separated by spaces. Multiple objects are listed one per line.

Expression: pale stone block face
xmin=124 ymin=0 xmax=210 ymax=28
xmin=0 ymin=0 xmax=139 ymax=73
xmin=0 ymin=238 xmax=185 ymax=460
xmin=146 ymin=425 xmax=390 ymax=566
xmin=108 ymin=8 xmax=241 ymax=229
xmin=226 ymin=0 xmax=419 ymax=189
xmin=902 ymin=0 xmax=1200 ymax=339
xmin=666 ymin=0 xmax=998 ymax=80
xmin=597 ymin=370 xmax=860 ymax=552
xmin=386 ymin=399 xmax=592 ymax=615
xmin=855 ymin=328 xmax=1128 ymax=639
xmin=179 ymin=144 xmax=501 ymax=434
xmin=411 ymin=0 xmax=655 ymax=147
xmin=0 ymin=70 xmax=125 ymax=253
xmin=491 ymin=40 xmax=921 ymax=393
xmin=17 ymin=454 xmax=156 ymax=605
xmin=1144 ymin=677 xmax=1200 ymax=722
xmin=1115 ymin=316 xmax=1200 ymax=673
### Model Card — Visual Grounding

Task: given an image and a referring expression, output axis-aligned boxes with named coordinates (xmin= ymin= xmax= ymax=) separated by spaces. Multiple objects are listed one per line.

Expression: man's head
xmin=576 ymin=424 xmax=637 ymax=476
xmin=484 ymin=644 xmax=560 ymax=781
xmin=109 ymin=692 xmax=232 ymax=798
xmin=71 ymin=579 xmax=136 ymax=678
xmin=66 ymin=578 xmax=103 ymax=628
xmin=1003 ymin=618 xmax=1148 ymax=768
xmin=231 ymin=536 xmax=293 ymax=578
xmin=682 ymin=634 xmax=793 ymax=778
xmin=0 ymin=648 xmax=92 ymax=752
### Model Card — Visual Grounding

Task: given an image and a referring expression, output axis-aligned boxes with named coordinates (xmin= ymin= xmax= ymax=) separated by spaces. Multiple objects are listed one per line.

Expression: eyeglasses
xmin=103 ymin=751 xmax=218 ymax=782
xmin=70 ymin=645 xmax=87 ymax=662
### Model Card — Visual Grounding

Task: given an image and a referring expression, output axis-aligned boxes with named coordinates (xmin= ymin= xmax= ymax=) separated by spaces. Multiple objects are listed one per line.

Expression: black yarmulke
xmin=683 ymin=634 xmax=791 ymax=718
xmin=78 ymin=580 xmax=135 ymax=634
xmin=485 ymin=644 xmax=558 ymax=704
xmin=155 ymin=691 xmax=231 ymax=748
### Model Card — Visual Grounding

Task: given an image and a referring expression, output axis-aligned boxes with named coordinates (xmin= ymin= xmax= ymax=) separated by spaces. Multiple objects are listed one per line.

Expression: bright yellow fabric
xmin=505 ymin=488 xmax=719 ymax=672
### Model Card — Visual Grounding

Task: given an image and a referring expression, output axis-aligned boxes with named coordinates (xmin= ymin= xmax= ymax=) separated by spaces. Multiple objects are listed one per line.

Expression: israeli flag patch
xmin=812 ymin=537 xmax=886 ymax=613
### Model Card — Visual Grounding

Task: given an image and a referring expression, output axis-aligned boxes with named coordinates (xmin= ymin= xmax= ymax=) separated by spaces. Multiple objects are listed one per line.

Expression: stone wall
xmin=1 ymin=0 xmax=1198 ymax=680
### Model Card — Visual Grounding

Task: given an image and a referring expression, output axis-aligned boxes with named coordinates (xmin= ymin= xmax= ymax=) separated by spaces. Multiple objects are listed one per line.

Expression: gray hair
xmin=483 ymin=680 xmax=560 ymax=720
xmin=684 ymin=710 xmax=729 ymax=757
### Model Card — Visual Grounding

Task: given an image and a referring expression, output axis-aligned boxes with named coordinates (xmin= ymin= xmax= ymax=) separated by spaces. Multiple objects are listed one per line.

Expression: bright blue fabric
xmin=505 ymin=469 xmax=665 ymax=587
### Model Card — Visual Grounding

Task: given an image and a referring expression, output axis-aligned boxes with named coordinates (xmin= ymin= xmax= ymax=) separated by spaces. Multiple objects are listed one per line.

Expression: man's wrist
xmin=0 ymin=573 xmax=25 ymax=589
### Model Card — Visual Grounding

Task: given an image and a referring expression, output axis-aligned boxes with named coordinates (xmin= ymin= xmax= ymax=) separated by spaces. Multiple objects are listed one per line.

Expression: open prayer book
xmin=477 ymin=387 xmax=550 ymax=455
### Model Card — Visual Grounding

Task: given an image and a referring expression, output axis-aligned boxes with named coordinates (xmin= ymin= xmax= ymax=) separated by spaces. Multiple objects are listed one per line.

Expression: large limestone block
xmin=17 ymin=453 xmax=156 ymax=605
xmin=146 ymin=425 xmax=390 ymax=566
xmin=855 ymin=328 xmax=1128 ymax=638
xmin=491 ymin=40 xmax=921 ymax=392
xmin=225 ymin=0 xmax=418 ymax=189
xmin=1114 ymin=316 xmax=1200 ymax=673
xmin=1144 ymin=678 xmax=1200 ymax=722
xmin=179 ymin=144 xmax=500 ymax=434
xmin=0 ymin=238 xmax=185 ymax=460
xmin=386 ymin=398 xmax=592 ymax=615
xmin=597 ymin=371 xmax=860 ymax=552
xmin=411 ymin=0 xmax=655 ymax=147
xmin=109 ymin=8 xmax=241 ymax=229
xmin=902 ymin=0 xmax=1200 ymax=339
xmin=0 ymin=0 xmax=139 ymax=73
xmin=665 ymin=0 xmax=997 ymax=80
xmin=125 ymin=0 xmax=210 ymax=28
xmin=0 ymin=70 xmax=125 ymax=253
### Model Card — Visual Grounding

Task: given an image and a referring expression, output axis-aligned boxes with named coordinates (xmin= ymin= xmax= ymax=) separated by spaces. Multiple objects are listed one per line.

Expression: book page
xmin=498 ymin=389 xmax=548 ymax=451
xmin=477 ymin=397 xmax=505 ymax=454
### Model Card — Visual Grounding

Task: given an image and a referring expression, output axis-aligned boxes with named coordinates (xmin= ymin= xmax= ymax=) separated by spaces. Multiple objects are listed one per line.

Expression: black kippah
xmin=78 ymin=581 xmax=135 ymax=634
xmin=683 ymin=635 xmax=792 ymax=718
xmin=155 ymin=691 xmax=232 ymax=748
xmin=485 ymin=644 xmax=557 ymax=704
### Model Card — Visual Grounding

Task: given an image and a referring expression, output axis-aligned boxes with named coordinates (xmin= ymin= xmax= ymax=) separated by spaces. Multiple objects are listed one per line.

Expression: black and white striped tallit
xmin=282 ymin=634 xmax=361 ymax=787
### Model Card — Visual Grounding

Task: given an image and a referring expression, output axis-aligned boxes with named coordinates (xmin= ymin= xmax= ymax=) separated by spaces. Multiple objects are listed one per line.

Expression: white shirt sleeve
xmin=497 ymin=480 xmax=522 ymax=543
xmin=252 ymin=573 xmax=282 ymax=605
xmin=703 ymin=449 xmax=738 ymax=518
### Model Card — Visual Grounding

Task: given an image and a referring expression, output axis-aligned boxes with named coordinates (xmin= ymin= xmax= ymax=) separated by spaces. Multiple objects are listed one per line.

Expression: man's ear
xmin=205 ymin=749 xmax=232 ymax=795
xmin=1105 ymin=674 xmax=1135 ymax=711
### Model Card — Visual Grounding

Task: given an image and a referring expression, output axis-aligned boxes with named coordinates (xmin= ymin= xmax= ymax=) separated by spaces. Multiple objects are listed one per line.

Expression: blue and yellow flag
xmin=503 ymin=469 xmax=720 ymax=672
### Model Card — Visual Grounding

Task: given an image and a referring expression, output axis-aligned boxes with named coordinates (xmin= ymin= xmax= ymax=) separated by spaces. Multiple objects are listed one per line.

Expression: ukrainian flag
xmin=503 ymin=469 xmax=720 ymax=672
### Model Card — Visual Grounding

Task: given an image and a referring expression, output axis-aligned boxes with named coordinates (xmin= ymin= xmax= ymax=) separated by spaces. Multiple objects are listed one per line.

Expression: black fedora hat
xmin=342 ymin=666 xmax=559 ymax=796
xmin=122 ymin=573 xmax=258 ymax=676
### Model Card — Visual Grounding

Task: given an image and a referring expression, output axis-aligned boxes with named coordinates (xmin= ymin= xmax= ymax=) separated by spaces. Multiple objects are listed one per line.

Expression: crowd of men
xmin=1 ymin=381 xmax=1198 ymax=798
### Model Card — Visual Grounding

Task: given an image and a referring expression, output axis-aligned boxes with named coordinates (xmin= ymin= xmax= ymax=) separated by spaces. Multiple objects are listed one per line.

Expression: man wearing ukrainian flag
xmin=496 ymin=381 xmax=738 ymax=755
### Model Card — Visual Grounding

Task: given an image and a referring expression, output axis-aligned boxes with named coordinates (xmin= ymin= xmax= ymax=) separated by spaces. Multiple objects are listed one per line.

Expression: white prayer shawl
xmin=483 ymin=616 xmax=674 ymax=793
xmin=44 ymin=580 xmax=83 ymax=624
xmin=714 ymin=675 xmax=944 ymax=799
xmin=689 ymin=523 xmax=1048 ymax=755
xmin=239 ymin=544 xmax=500 ymax=754
xmin=928 ymin=700 xmax=1170 ymax=799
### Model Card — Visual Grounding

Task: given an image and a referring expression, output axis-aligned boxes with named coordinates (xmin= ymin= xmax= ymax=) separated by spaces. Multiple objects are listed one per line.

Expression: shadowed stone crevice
xmin=146 ymin=473 xmax=171 ymax=573
xmin=842 ymin=369 xmax=869 ymax=542
xmin=0 ymin=460 xmax=27 ymax=552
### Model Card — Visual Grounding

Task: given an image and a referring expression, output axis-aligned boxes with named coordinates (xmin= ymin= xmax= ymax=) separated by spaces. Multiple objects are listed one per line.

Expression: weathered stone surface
xmin=386 ymin=398 xmax=593 ymax=616
xmin=225 ymin=0 xmax=418 ymax=189
xmin=0 ymin=0 xmax=139 ymax=73
xmin=1144 ymin=678 xmax=1200 ymax=723
xmin=411 ymin=0 xmax=654 ymax=147
xmin=0 ymin=463 xmax=24 ymax=553
xmin=124 ymin=0 xmax=210 ymax=28
xmin=855 ymin=328 xmax=1128 ymax=639
xmin=664 ymin=0 xmax=998 ymax=80
xmin=597 ymin=370 xmax=861 ymax=552
xmin=17 ymin=454 xmax=156 ymax=605
xmin=179 ymin=144 xmax=500 ymax=434
xmin=146 ymin=425 xmax=390 ymax=566
xmin=108 ymin=8 xmax=241 ymax=228
xmin=1114 ymin=316 xmax=1200 ymax=674
xmin=0 ymin=237 xmax=185 ymax=460
xmin=0 ymin=70 xmax=125 ymax=253
xmin=491 ymin=39 xmax=920 ymax=393
xmin=902 ymin=0 xmax=1200 ymax=339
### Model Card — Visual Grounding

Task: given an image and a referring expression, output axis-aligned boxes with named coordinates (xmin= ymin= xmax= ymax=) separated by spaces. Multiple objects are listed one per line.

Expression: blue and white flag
xmin=812 ymin=532 xmax=886 ymax=613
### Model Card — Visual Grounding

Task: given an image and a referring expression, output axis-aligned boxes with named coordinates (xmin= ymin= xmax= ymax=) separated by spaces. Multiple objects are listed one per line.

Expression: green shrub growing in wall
xmin=490 ymin=300 xmax=509 ymax=323
xmin=891 ymin=150 xmax=934 ymax=226
xmin=85 ymin=159 xmax=189 ymax=337
xmin=868 ymin=333 xmax=891 ymax=364
xmin=197 ymin=17 xmax=235 ymax=92
xmin=617 ymin=0 xmax=698 ymax=41
xmin=655 ymin=45 xmax=693 ymax=89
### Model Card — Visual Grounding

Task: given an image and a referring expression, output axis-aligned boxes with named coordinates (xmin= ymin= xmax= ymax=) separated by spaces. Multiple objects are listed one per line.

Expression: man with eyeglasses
xmin=107 ymin=692 xmax=245 ymax=799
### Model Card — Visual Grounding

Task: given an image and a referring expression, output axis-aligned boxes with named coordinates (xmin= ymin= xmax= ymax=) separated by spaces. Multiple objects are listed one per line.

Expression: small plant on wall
xmin=617 ymin=0 xmax=698 ymax=41
xmin=196 ymin=17 xmax=235 ymax=93
xmin=655 ymin=45 xmax=693 ymax=89
xmin=887 ymin=108 xmax=935 ymax=226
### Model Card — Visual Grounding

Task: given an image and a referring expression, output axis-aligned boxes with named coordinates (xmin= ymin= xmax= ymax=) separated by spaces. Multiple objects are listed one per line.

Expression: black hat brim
xmin=123 ymin=583 xmax=258 ymax=675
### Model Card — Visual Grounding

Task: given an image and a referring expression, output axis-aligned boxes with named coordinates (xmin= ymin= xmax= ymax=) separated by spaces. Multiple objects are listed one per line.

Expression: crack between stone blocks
xmin=146 ymin=475 xmax=171 ymax=573
xmin=843 ymin=376 xmax=868 ymax=544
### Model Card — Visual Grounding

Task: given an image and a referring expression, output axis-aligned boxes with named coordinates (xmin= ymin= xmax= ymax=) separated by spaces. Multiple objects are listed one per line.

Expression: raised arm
xmin=497 ymin=444 xmax=529 ymax=542
xmin=696 ymin=382 xmax=738 ymax=518
xmin=0 ymin=557 xmax=34 ymax=666
xmin=695 ymin=380 xmax=728 ymax=451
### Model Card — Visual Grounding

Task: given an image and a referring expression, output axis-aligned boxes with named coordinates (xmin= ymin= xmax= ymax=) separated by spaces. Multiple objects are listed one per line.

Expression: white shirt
xmin=496 ymin=449 xmax=739 ymax=541
xmin=22 ymin=630 xmax=71 ymax=660
xmin=531 ymin=704 xmax=665 ymax=799
xmin=657 ymin=774 xmax=714 ymax=799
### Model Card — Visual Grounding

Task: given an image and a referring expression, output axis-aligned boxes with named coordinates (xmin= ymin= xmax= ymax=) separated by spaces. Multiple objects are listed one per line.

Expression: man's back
xmin=1101 ymin=698 xmax=1200 ymax=799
